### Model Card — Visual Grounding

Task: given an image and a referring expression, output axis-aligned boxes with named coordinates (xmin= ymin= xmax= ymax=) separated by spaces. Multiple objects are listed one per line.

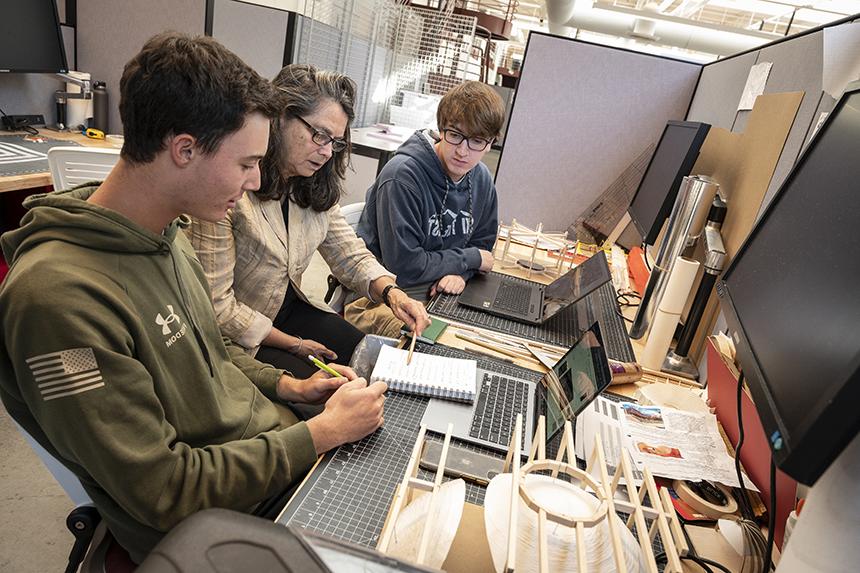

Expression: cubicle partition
xmin=494 ymin=32 xmax=702 ymax=231
xmin=211 ymin=0 xmax=292 ymax=81
xmin=496 ymin=18 xmax=859 ymax=367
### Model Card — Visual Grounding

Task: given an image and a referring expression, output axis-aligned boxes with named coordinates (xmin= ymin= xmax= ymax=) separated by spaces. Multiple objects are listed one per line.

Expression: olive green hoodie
xmin=0 ymin=185 xmax=317 ymax=562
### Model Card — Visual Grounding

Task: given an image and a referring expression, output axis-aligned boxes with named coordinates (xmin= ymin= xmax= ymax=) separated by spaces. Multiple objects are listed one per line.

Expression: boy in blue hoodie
xmin=348 ymin=81 xmax=505 ymax=336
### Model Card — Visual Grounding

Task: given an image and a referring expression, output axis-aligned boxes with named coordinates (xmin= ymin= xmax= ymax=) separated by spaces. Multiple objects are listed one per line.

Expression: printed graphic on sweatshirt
xmin=428 ymin=209 xmax=473 ymax=238
xmin=155 ymin=304 xmax=187 ymax=348
xmin=26 ymin=347 xmax=104 ymax=401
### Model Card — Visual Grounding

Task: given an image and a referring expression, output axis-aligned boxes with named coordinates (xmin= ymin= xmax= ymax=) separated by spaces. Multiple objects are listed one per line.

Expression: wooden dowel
xmin=406 ymin=330 xmax=417 ymax=365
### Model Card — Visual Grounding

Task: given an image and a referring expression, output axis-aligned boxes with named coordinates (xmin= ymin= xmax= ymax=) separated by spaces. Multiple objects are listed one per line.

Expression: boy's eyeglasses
xmin=442 ymin=128 xmax=492 ymax=152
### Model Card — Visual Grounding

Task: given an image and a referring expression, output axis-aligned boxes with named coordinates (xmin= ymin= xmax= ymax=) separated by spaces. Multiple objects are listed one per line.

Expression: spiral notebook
xmin=370 ymin=345 xmax=477 ymax=403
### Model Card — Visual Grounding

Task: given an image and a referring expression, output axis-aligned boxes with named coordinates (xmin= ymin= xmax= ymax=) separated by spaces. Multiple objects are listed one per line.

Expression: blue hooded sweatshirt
xmin=357 ymin=130 xmax=498 ymax=290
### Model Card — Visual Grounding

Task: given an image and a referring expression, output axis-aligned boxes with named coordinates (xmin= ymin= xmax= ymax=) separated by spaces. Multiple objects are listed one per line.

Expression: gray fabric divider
xmin=686 ymin=51 xmax=758 ymax=131
xmin=495 ymin=33 xmax=701 ymax=231
xmin=754 ymin=31 xmax=824 ymax=208
xmin=212 ymin=0 xmax=289 ymax=80
xmin=76 ymin=0 xmax=206 ymax=136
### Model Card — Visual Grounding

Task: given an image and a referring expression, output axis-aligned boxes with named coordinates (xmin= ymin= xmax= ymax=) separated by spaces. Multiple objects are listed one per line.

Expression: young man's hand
xmin=430 ymin=274 xmax=466 ymax=297
xmin=478 ymin=249 xmax=495 ymax=273
xmin=306 ymin=379 xmax=388 ymax=453
xmin=276 ymin=363 xmax=356 ymax=404
xmin=387 ymin=289 xmax=431 ymax=335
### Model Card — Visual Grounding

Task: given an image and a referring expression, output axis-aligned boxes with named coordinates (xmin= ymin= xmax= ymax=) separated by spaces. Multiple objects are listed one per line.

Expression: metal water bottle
xmin=92 ymin=81 xmax=109 ymax=133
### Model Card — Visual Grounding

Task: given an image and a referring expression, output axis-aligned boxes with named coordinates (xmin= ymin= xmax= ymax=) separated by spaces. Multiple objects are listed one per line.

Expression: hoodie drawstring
xmin=168 ymin=249 xmax=214 ymax=378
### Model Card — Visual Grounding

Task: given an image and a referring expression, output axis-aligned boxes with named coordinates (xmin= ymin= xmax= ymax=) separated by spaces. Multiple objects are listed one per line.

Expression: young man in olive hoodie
xmin=0 ymin=33 xmax=386 ymax=563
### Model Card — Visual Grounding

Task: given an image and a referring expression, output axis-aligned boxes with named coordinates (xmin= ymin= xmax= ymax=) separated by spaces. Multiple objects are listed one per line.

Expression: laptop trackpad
xmin=422 ymin=398 xmax=474 ymax=437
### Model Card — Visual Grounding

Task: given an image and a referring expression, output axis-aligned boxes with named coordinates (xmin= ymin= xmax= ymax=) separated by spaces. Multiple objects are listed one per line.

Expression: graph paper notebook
xmin=370 ymin=345 xmax=477 ymax=403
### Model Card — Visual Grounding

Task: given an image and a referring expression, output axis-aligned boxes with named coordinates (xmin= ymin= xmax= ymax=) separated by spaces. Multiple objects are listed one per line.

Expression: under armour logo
xmin=155 ymin=305 xmax=180 ymax=335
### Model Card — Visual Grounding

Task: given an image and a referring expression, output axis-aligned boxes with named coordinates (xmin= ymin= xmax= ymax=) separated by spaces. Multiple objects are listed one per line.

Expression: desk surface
xmin=278 ymin=241 xmax=739 ymax=570
xmin=350 ymin=125 xmax=410 ymax=153
xmin=0 ymin=129 xmax=114 ymax=194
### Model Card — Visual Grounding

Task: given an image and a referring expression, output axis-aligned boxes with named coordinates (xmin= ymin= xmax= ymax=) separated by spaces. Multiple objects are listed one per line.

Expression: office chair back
xmin=47 ymin=147 xmax=121 ymax=191
xmin=13 ymin=422 xmax=133 ymax=572
xmin=340 ymin=201 xmax=365 ymax=230
xmin=325 ymin=202 xmax=365 ymax=313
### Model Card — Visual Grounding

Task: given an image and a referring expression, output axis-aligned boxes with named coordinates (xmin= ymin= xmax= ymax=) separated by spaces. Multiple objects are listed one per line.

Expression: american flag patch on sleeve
xmin=26 ymin=348 xmax=105 ymax=401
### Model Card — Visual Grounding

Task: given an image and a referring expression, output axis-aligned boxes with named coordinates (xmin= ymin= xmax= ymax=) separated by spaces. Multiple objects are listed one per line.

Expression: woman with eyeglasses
xmin=188 ymin=64 xmax=429 ymax=381
xmin=347 ymin=81 xmax=505 ymax=337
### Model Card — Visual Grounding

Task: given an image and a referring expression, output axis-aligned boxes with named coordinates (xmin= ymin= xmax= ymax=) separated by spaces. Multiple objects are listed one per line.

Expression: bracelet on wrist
xmin=381 ymin=284 xmax=405 ymax=307
xmin=290 ymin=336 xmax=304 ymax=354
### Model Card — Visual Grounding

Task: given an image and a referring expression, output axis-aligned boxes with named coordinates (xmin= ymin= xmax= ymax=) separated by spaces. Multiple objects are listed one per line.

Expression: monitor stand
xmin=777 ymin=432 xmax=860 ymax=571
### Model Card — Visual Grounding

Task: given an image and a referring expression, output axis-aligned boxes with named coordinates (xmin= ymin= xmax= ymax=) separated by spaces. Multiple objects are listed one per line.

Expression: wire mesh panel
xmin=295 ymin=0 xmax=477 ymax=127
xmin=392 ymin=6 xmax=479 ymax=95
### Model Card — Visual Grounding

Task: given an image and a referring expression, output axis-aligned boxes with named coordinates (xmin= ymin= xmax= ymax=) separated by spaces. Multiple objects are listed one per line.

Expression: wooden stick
xmin=406 ymin=330 xmax=417 ymax=365
xmin=538 ymin=508 xmax=549 ymax=573
xmin=453 ymin=331 xmax=540 ymax=364
xmin=452 ymin=322 xmax=564 ymax=353
xmin=504 ymin=413 xmax=523 ymax=572
xmin=576 ymin=522 xmax=588 ymax=573
xmin=378 ymin=425 xmax=428 ymax=552
xmin=642 ymin=466 xmax=683 ymax=572
xmin=416 ymin=424 xmax=453 ymax=565
xmin=593 ymin=437 xmax=628 ymax=573
xmin=620 ymin=451 xmax=658 ymax=573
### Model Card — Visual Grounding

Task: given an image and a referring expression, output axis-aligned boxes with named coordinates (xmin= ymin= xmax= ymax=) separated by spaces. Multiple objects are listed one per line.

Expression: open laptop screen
xmin=543 ymin=323 xmax=612 ymax=438
xmin=542 ymin=251 xmax=612 ymax=320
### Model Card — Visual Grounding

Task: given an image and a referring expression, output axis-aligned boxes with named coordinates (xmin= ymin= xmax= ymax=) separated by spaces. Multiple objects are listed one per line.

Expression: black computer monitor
xmin=628 ymin=120 xmax=711 ymax=246
xmin=0 ymin=0 xmax=68 ymax=73
xmin=717 ymin=83 xmax=860 ymax=486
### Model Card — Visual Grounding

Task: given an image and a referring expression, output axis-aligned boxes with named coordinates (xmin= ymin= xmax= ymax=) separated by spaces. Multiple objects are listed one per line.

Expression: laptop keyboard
xmin=470 ymin=373 xmax=529 ymax=448
xmin=593 ymin=280 xmax=635 ymax=363
xmin=492 ymin=281 xmax=532 ymax=315
xmin=416 ymin=343 xmax=541 ymax=450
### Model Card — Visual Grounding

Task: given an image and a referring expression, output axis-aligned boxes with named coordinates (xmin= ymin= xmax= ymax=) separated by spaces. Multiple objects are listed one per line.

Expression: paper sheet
xmin=823 ymin=22 xmax=860 ymax=98
xmin=738 ymin=62 xmax=773 ymax=111
xmin=576 ymin=397 xmax=758 ymax=490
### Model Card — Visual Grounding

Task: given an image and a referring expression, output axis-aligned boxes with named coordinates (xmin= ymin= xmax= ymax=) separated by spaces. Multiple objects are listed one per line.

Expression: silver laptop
xmin=420 ymin=323 xmax=612 ymax=453
xmin=456 ymin=251 xmax=612 ymax=324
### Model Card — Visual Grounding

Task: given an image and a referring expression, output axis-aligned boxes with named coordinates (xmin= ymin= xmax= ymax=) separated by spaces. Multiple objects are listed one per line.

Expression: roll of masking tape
xmin=673 ymin=479 xmax=738 ymax=519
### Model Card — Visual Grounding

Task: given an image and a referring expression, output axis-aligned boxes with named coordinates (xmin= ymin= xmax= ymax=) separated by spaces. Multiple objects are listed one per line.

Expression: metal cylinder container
xmin=630 ymin=175 xmax=720 ymax=339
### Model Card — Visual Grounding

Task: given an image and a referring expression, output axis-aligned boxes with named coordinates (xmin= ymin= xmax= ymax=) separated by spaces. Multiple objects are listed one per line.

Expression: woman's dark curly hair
xmin=256 ymin=64 xmax=355 ymax=211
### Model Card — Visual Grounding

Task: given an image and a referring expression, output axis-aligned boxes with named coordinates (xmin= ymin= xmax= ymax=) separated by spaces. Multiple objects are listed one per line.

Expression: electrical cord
xmin=735 ymin=371 xmax=755 ymax=519
xmin=762 ymin=458 xmax=777 ymax=573
xmin=734 ymin=369 xmax=771 ymax=572
xmin=679 ymin=520 xmax=733 ymax=573
xmin=0 ymin=104 xmax=39 ymax=135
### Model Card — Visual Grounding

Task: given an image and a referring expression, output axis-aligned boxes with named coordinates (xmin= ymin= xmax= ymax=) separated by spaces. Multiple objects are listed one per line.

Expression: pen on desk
xmin=406 ymin=330 xmax=417 ymax=365
xmin=308 ymin=355 xmax=341 ymax=377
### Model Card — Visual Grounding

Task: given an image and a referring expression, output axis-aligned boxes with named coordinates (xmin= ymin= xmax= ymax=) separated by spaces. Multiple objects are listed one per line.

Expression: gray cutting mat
xmin=276 ymin=343 xmax=663 ymax=567
xmin=275 ymin=343 xmax=526 ymax=546
xmin=0 ymin=135 xmax=79 ymax=178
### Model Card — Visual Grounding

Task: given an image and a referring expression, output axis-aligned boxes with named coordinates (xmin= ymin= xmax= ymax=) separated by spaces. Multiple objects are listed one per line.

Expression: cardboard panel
xmin=495 ymin=33 xmax=701 ymax=231
xmin=685 ymin=92 xmax=804 ymax=362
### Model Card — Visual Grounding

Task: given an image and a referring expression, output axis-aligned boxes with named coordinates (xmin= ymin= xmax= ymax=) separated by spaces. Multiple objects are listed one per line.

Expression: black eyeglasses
xmin=442 ymin=128 xmax=492 ymax=152
xmin=295 ymin=115 xmax=348 ymax=152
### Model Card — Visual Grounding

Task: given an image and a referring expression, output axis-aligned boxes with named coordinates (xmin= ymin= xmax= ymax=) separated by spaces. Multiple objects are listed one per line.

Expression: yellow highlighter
xmin=308 ymin=355 xmax=340 ymax=377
